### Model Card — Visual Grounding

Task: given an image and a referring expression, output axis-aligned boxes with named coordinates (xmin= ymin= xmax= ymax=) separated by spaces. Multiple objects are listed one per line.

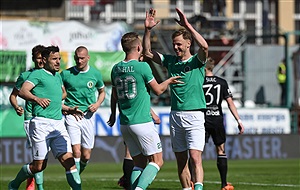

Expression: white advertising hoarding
xmin=94 ymin=107 xmax=291 ymax=136
xmin=1 ymin=20 xmax=129 ymax=52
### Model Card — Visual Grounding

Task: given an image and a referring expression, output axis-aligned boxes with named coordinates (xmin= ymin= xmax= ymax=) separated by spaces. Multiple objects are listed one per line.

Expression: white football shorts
xmin=29 ymin=117 xmax=72 ymax=160
xmin=169 ymin=110 xmax=205 ymax=152
xmin=121 ymin=121 xmax=162 ymax=157
xmin=24 ymin=120 xmax=32 ymax=148
xmin=64 ymin=111 xmax=95 ymax=149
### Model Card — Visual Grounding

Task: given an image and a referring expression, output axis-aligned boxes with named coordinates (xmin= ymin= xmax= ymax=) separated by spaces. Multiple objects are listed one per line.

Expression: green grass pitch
xmin=1 ymin=159 xmax=299 ymax=189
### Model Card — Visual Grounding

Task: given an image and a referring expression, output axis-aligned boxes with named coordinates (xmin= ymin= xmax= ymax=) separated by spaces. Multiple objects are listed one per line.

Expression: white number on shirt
xmin=203 ymin=83 xmax=221 ymax=105
xmin=115 ymin=76 xmax=137 ymax=99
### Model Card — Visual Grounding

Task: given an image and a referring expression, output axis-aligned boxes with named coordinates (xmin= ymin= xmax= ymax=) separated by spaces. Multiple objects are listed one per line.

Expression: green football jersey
xmin=61 ymin=66 xmax=105 ymax=112
xmin=111 ymin=60 xmax=153 ymax=125
xmin=162 ymin=54 xmax=206 ymax=111
xmin=15 ymin=69 xmax=35 ymax=120
xmin=26 ymin=69 xmax=63 ymax=120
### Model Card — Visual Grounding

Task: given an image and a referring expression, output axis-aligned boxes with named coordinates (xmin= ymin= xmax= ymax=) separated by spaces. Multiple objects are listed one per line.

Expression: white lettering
xmin=262 ymin=137 xmax=271 ymax=158
xmin=1 ymin=139 xmax=32 ymax=164
xmin=242 ymin=137 xmax=253 ymax=159
xmin=14 ymin=140 xmax=22 ymax=163
xmin=3 ymin=140 xmax=12 ymax=164
xmin=206 ymin=110 xmax=220 ymax=116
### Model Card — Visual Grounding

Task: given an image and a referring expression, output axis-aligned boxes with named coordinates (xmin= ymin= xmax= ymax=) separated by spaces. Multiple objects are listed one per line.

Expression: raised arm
xmin=174 ymin=8 xmax=208 ymax=61
xmin=143 ymin=8 xmax=162 ymax=64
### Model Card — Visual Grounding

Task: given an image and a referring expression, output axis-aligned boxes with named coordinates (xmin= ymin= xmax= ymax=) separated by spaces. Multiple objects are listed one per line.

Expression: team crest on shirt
xmin=87 ymin=81 xmax=94 ymax=88
xmin=184 ymin=66 xmax=191 ymax=72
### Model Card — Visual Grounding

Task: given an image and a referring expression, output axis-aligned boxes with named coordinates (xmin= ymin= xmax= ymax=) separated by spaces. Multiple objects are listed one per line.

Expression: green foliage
xmin=1 ymin=159 xmax=299 ymax=190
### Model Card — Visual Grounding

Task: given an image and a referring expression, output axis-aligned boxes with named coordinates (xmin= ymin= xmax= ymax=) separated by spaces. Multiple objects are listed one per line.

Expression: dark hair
xmin=42 ymin=46 xmax=60 ymax=59
xmin=121 ymin=32 xmax=140 ymax=53
xmin=32 ymin=45 xmax=45 ymax=61
xmin=172 ymin=28 xmax=192 ymax=42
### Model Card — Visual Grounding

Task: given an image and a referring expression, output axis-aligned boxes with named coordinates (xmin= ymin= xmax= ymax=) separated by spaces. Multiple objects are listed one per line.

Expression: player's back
xmin=111 ymin=60 xmax=153 ymax=125
xmin=203 ymin=76 xmax=232 ymax=118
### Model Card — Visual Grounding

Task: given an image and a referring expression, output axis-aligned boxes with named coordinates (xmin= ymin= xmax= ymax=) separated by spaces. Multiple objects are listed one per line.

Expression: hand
xmin=15 ymin=106 xmax=24 ymax=116
xmin=238 ymin=123 xmax=245 ymax=134
xmin=174 ymin=8 xmax=189 ymax=27
xmin=64 ymin=106 xmax=84 ymax=121
xmin=35 ymin=98 xmax=51 ymax=108
xmin=152 ymin=115 xmax=161 ymax=124
xmin=88 ymin=103 xmax=99 ymax=113
xmin=145 ymin=8 xmax=160 ymax=30
xmin=169 ymin=76 xmax=184 ymax=84
xmin=107 ymin=114 xmax=116 ymax=127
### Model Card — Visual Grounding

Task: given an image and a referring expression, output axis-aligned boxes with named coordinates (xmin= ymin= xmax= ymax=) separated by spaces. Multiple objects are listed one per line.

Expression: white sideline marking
xmin=154 ymin=179 xmax=300 ymax=188
xmin=3 ymin=177 xmax=299 ymax=188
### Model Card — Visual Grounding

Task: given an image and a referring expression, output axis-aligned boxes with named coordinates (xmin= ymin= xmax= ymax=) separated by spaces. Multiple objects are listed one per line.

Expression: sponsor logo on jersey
xmin=184 ymin=66 xmax=191 ymax=72
xmin=206 ymin=109 xmax=220 ymax=116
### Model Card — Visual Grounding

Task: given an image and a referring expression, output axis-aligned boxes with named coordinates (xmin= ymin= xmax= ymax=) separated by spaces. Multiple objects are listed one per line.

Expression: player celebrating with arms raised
xmin=143 ymin=8 xmax=207 ymax=190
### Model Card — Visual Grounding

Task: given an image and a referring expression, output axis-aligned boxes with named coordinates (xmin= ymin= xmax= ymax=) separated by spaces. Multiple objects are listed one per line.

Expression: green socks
xmin=79 ymin=160 xmax=88 ymax=174
xmin=75 ymin=158 xmax=81 ymax=173
xmin=136 ymin=162 xmax=160 ymax=190
xmin=35 ymin=171 xmax=44 ymax=190
xmin=9 ymin=164 xmax=33 ymax=189
xmin=194 ymin=182 xmax=204 ymax=190
xmin=66 ymin=169 xmax=81 ymax=190
xmin=130 ymin=167 xmax=143 ymax=189
xmin=75 ymin=158 xmax=88 ymax=174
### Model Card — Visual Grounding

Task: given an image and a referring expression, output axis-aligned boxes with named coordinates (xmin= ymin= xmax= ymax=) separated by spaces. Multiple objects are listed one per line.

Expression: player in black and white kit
xmin=203 ymin=58 xmax=245 ymax=190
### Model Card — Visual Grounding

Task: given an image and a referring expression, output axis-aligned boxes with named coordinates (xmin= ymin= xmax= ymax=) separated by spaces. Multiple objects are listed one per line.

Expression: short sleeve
xmin=140 ymin=62 xmax=154 ymax=83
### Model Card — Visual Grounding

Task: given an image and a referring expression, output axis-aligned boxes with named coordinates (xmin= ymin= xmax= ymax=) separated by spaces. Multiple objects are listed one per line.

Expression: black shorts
xmin=205 ymin=116 xmax=226 ymax=146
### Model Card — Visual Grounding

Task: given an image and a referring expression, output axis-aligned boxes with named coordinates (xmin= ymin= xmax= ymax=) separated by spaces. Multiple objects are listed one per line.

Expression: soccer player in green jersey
xmin=61 ymin=46 xmax=105 ymax=175
xmin=8 ymin=46 xmax=82 ymax=190
xmin=108 ymin=99 xmax=161 ymax=190
xmin=9 ymin=45 xmax=46 ymax=190
xmin=111 ymin=32 xmax=182 ymax=190
xmin=143 ymin=8 xmax=208 ymax=190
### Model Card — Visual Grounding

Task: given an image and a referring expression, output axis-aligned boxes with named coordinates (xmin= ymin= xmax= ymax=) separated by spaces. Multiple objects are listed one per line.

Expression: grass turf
xmin=1 ymin=159 xmax=299 ymax=190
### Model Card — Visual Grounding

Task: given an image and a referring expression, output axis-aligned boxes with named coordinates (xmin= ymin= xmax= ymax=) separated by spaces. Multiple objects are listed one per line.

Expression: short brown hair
xmin=172 ymin=28 xmax=192 ymax=42
xmin=205 ymin=57 xmax=215 ymax=71
xmin=121 ymin=32 xmax=140 ymax=53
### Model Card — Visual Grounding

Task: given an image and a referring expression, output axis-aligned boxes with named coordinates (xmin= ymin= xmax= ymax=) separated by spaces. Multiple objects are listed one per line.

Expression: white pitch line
xmin=153 ymin=179 xmax=300 ymax=188
xmin=96 ymin=178 xmax=300 ymax=188
xmin=3 ymin=177 xmax=299 ymax=188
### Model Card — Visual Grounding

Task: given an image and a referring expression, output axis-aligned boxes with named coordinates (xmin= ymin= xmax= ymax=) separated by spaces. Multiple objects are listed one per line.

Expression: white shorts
xmin=29 ymin=117 xmax=72 ymax=160
xmin=64 ymin=111 xmax=95 ymax=149
xmin=170 ymin=111 xmax=205 ymax=152
xmin=24 ymin=120 xmax=31 ymax=148
xmin=121 ymin=121 xmax=162 ymax=157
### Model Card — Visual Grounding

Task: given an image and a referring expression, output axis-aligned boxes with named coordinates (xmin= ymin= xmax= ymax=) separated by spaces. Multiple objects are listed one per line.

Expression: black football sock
xmin=217 ymin=154 xmax=228 ymax=187
xmin=123 ymin=158 xmax=134 ymax=184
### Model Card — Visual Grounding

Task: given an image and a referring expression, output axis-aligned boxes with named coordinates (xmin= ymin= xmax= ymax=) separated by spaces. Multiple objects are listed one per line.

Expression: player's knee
xmin=59 ymin=152 xmax=77 ymax=170
xmin=30 ymin=164 xmax=45 ymax=173
xmin=157 ymin=159 xmax=164 ymax=168
xmin=190 ymin=155 xmax=202 ymax=166
xmin=81 ymin=156 xmax=90 ymax=163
